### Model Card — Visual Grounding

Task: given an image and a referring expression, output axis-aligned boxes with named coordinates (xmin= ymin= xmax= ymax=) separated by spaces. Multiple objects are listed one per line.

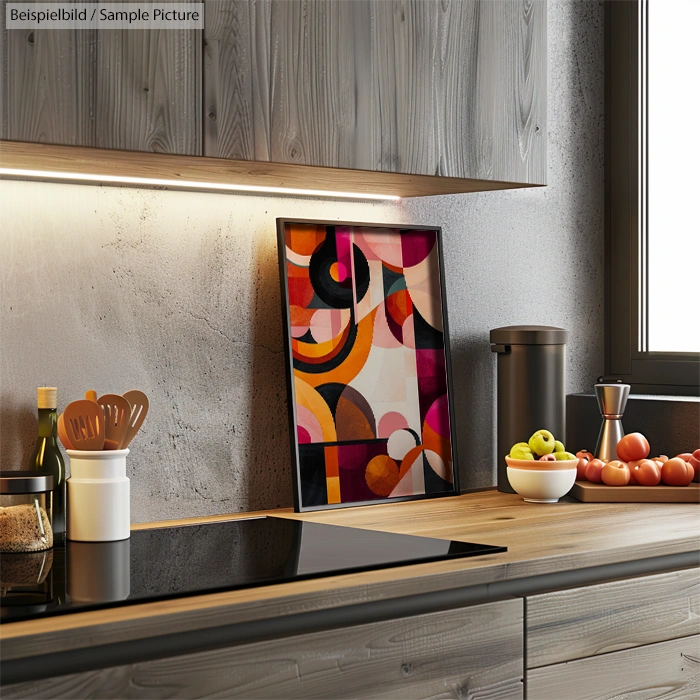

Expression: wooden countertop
xmin=2 ymin=491 xmax=699 ymax=663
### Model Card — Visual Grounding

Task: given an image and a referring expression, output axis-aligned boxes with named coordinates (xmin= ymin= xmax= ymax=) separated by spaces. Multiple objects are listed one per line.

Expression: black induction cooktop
xmin=0 ymin=516 xmax=505 ymax=622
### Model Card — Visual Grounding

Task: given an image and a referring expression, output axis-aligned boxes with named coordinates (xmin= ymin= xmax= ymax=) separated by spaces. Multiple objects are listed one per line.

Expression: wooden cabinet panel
xmin=526 ymin=567 xmax=700 ymax=668
xmin=204 ymin=0 xmax=546 ymax=184
xmin=1 ymin=3 xmax=201 ymax=154
xmin=0 ymin=10 xmax=97 ymax=145
xmin=527 ymin=634 xmax=700 ymax=700
xmin=2 ymin=599 xmax=523 ymax=699
xmin=94 ymin=27 xmax=201 ymax=154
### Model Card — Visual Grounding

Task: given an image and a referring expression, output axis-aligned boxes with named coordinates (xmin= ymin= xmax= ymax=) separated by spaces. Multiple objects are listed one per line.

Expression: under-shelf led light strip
xmin=0 ymin=167 xmax=401 ymax=201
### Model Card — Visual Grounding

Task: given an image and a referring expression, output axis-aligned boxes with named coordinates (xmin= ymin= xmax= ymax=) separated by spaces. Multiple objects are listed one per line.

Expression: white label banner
xmin=6 ymin=3 xmax=204 ymax=29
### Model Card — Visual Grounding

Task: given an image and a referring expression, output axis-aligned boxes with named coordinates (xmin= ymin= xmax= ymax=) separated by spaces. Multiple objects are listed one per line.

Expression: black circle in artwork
xmin=309 ymin=235 xmax=370 ymax=309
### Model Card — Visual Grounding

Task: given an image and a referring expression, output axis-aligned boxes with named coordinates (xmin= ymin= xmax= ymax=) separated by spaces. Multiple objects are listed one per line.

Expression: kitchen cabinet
xmin=204 ymin=0 xmax=546 ymax=184
xmin=1 ymin=600 xmax=524 ymax=699
xmin=1 ymin=0 xmax=546 ymax=195
xmin=0 ymin=6 xmax=201 ymax=154
xmin=527 ymin=636 xmax=700 ymax=700
xmin=526 ymin=568 xmax=700 ymax=700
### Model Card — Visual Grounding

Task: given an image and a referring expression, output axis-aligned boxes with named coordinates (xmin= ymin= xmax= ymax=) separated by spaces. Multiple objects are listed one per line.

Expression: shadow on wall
xmin=247 ymin=231 xmax=294 ymax=510
xmin=449 ymin=336 xmax=497 ymax=491
xmin=0 ymin=396 xmax=36 ymax=470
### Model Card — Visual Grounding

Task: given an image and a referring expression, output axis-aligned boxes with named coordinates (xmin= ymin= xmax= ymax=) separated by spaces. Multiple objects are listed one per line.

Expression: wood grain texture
xmin=2 ymin=599 xmax=524 ymax=699
xmin=95 ymin=20 xmax=201 ymax=154
xmin=1 ymin=491 xmax=698 ymax=663
xmin=571 ymin=481 xmax=700 ymax=503
xmin=526 ymin=568 xmax=700 ymax=668
xmin=1 ymin=2 xmax=201 ymax=154
xmin=527 ymin=635 xmax=700 ymax=700
xmin=0 ymin=1 xmax=96 ymax=145
xmin=204 ymin=0 xmax=547 ymax=184
xmin=0 ymin=140 xmax=539 ymax=197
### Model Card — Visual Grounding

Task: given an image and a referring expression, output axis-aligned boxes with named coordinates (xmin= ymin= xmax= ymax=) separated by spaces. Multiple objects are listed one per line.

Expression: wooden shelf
xmin=0 ymin=141 xmax=541 ymax=199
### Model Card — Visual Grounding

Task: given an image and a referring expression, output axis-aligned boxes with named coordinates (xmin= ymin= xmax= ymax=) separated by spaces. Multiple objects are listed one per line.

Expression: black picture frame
xmin=277 ymin=218 xmax=460 ymax=512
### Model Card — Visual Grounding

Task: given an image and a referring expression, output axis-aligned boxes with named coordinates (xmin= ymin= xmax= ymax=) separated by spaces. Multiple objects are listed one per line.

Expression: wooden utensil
xmin=63 ymin=400 xmax=105 ymax=451
xmin=97 ymin=394 xmax=131 ymax=450
xmin=85 ymin=390 xmax=98 ymax=402
xmin=57 ymin=412 xmax=74 ymax=450
xmin=121 ymin=390 xmax=149 ymax=449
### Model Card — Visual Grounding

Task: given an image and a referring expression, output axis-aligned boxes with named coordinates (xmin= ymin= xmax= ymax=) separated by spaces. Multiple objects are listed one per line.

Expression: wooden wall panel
xmin=528 ymin=635 xmax=700 ymax=700
xmin=204 ymin=0 xmax=547 ymax=184
xmin=526 ymin=568 xmax=700 ymax=669
xmin=95 ymin=28 xmax=201 ymax=154
xmin=0 ymin=1 xmax=97 ymax=145
xmin=1 ymin=2 xmax=201 ymax=154
xmin=2 ymin=599 xmax=524 ymax=699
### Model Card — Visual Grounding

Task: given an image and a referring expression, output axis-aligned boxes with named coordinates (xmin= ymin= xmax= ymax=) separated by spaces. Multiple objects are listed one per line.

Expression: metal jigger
xmin=594 ymin=383 xmax=631 ymax=462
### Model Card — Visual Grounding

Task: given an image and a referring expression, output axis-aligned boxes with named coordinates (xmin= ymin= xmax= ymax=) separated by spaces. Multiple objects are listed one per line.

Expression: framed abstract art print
xmin=277 ymin=219 xmax=458 ymax=512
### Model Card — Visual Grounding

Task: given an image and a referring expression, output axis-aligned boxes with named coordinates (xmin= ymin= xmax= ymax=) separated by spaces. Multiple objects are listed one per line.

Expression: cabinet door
xmin=2 ymin=598 xmax=523 ymax=699
xmin=204 ymin=0 xmax=547 ymax=184
xmin=0 ymin=2 xmax=201 ymax=154
xmin=528 ymin=634 xmax=700 ymax=700
xmin=526 ymin=567 xmax=700 ymax=668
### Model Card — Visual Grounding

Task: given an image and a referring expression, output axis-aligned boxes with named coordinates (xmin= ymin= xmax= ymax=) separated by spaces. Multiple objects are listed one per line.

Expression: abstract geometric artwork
xmin=277 ymin=219 xmax=458 ymax=511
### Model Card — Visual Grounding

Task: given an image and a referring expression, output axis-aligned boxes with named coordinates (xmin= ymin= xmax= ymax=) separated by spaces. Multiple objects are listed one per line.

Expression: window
xmin=605 ymin=0 xmax=700 ymax=394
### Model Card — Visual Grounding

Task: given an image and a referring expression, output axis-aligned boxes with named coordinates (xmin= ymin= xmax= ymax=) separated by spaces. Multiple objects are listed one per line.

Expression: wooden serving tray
xmin=570 ymin=481 xmax=700 ymax=503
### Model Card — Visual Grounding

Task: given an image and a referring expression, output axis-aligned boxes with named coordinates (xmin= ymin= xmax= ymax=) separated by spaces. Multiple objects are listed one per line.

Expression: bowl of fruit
xmin=506 ymin=430 xmax=578 ymax=503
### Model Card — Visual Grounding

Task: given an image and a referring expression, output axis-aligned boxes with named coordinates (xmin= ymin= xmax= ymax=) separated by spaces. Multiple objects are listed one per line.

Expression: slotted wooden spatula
xmin=97 ymin=394 xmax=131 ymax=450
xmin=121 ymin=390 xmax=149 ymax=449
xmin=57 ymin=412 xmax=74 ymax=450
xmin=63 ymin=400 xmax=105 ymax=451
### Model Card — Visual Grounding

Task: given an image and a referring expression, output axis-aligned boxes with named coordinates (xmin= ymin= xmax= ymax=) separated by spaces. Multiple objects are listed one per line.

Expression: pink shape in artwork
xmin=336 ymin=261 xmax=348 ymax=282
xmin=425 ymin=395 xmax=449 ymax=438
xmin=358 ymin=230 xmax=403 ymax=267
xmin=401 ymin=230 xmax=436 ymax=268
xmin=373 ymin=302 xmax=403 ymax=349
xmin=335 ymin=228 xmax=353 ymax=273
xmin=297 ymin=426 xmax=311 ymax=444
xmin=377 ymin=411 xmax=409 ymax=439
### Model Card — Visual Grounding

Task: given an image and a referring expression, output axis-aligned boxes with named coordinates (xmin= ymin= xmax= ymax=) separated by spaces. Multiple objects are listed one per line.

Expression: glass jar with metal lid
xmin=0 ymin=471 xmax=54 ymax=552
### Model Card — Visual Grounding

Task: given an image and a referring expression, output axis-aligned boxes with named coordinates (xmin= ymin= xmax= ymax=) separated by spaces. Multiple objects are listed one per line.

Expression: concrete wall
xmin=0 ymin=0 xmax=605 ymax=523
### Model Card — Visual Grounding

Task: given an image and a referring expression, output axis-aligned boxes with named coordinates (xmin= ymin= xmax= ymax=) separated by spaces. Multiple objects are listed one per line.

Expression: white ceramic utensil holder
xmin=67 ymin=449 xmax=130 ymax=542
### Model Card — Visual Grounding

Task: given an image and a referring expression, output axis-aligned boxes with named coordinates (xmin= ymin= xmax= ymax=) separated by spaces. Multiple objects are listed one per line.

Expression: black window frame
xmin=604 ymin=0 xmax=700 ymax=395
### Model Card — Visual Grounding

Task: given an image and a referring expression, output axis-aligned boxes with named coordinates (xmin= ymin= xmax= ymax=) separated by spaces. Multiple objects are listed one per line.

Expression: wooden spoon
xmin=57 ymin=412 xmax=74 ymax=450
xmin=85 ymin=390 xmax=98 ymax=402
xmin=96 ymin=394 xmax=131 ymax=450
xmin=63 ymin=400 xmax=105 ymax=451
xmin=121 ymin=390 xmax=149 ymax=449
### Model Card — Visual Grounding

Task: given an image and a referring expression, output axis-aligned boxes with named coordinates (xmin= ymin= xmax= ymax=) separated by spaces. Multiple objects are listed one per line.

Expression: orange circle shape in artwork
xmin=365 ymin=455 xmax=400 ymax=497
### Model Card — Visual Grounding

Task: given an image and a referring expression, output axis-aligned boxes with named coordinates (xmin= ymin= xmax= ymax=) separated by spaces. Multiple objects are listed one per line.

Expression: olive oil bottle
xmin=29 ymin=387 xmax=65 ymax=542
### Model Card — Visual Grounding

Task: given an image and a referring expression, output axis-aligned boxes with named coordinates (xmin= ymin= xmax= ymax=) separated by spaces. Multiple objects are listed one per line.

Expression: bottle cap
xmin=37 ymin=387 xmax=57 ymax=409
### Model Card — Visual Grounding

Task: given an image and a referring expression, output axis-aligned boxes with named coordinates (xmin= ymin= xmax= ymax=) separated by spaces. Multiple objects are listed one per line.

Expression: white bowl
xmin=506 ymin=463 xmax=577 ymax=503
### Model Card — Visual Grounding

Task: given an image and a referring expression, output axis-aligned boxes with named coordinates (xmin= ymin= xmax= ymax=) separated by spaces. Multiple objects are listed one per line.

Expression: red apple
xmin=576 ymin=450 xmax=594 ymax=462
xmin=627 ymin=459 xmax=644 ymax=484
xmin=616 ymin=433 xmax=650 ymax=462
xmin=602 ymin=460 xmax=631 ymax=486
xmin=631 ymin=459 xmax=661 ymax=486
xmin=539 ymin=454 xmax=557 ymax=462
xmin=661 ymin=457 xmax=694 ymax=486
xmin=585 ymin=458 xmax=606 ymax=484
xmin=689 ymin=449 xmax=700 ymax=482
xmin=575 ymin=457 xmax=588 ymax=480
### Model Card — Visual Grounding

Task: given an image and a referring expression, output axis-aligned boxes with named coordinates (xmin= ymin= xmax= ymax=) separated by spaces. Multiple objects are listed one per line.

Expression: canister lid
xmin=0 ymin=471 xmax=54 ymax=494
xmin=490 ymin=326 xmax=568 ymax=345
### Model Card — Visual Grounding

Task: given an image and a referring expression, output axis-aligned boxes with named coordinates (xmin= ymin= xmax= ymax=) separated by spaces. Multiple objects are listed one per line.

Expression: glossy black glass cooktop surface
xmin=0 ymin=516 xmax=505 ymax=622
